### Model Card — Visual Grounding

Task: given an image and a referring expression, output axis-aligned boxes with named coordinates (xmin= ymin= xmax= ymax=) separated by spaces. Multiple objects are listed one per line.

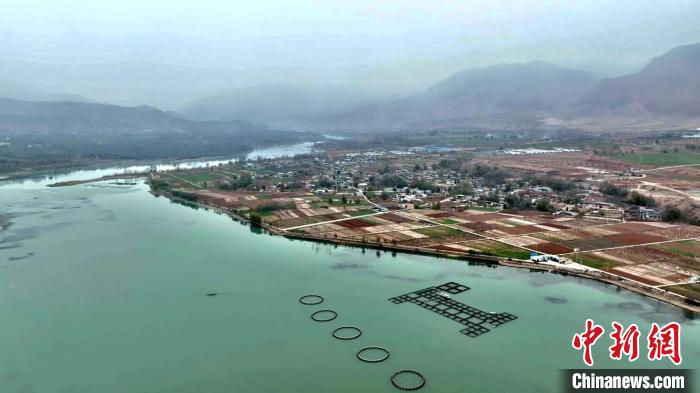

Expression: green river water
xmin=1 ymin=153 xmax=698 ymax=393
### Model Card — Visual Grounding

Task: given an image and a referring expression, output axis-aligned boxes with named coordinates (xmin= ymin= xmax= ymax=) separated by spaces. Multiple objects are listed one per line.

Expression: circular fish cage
xmin=310 ymin=309 xmax=338 ymax=322
xmin=356 ymin=346 xmax=390 ymax=363
xmin=390 ymin=370 xmax=426 ymax=391
xmin=332 ymin=326 xmax=362 ymax=340
xmin=298 ymin=295 xmax=324 ymax=305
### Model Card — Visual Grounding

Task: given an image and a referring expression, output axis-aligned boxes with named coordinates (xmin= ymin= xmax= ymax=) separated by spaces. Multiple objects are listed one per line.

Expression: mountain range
xmin=0 ymin=97 xmax=243 ymax=134
xmin=304 ymin=61 xmax=598 ymax=130
xmin=0 ymin=98 xmax=319 ymax=162
xmin=2 ymin=42 xmax=700 ymax=134
xmin=180 ymin=83 xmax=398 ymax=125
xmin=349 ymin=43 xmax=700 ymax=130
xmin=576 ymin=43 xmax=700 ymax=117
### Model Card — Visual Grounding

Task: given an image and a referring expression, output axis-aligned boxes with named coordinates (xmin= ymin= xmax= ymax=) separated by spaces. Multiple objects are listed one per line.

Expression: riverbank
xmin=47 ymin=172 xmax=149 ymax=187
xmin=0 ymin=140 xmax=321 ymax=183
xmin=153 ymin=187 xmax=700 ymax=314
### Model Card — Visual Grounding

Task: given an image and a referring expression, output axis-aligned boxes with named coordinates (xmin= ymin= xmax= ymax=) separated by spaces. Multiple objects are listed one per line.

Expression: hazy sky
xmin=1 ymin=1 xmax=696 ymax=37
xmin=1 ymin=1 xmax=699 ymax=108
xmin=2 ymin=0 xmax=698 ymax=68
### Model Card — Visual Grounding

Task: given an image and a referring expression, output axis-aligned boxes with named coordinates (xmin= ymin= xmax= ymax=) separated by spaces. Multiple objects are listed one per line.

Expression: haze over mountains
xmin=0 ymin=97 xmax=257 ymax=134
xmin=175 ymin=43 xmax=700 ymax=131
xmin=7 ymin=62 xmax=597 ymax=130
xmin=302 ymin=61 xmax=599 ymax=130
xmin=576 ymin=43 xmax=700 ymax=117
xmin=0 ymin=97 xmax=318 ymax=163
xmin=1 ymin=3 xmax=699 ymax=110
xmin=180 ymin=84 xmax=400 ymax=125
xmin=2 ymin=42 xmax=700 ymax=133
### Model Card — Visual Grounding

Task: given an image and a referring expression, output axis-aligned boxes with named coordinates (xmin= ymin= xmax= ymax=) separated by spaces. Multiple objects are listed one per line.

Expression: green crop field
xmin=349 ymin=209 xmax=375 ymax=217
xmin=490 ymin=245 xmax=531 ymax=260
xmin=576 ymin=252 xmax=625 ymax=269
xmin=177 ymin=171 xmax=224 ymax=182
xmin=651 ymin=241 xmax=697 ymax=258
xmin=468 ymin=206 xmax=501 ymax=212
xmin=414 ymin=225 xmax=463 ymax=237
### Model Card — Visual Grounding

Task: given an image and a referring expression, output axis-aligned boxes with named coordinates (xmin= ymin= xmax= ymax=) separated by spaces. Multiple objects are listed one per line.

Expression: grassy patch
xmin=469 ymin=206 xmax=500 ymax=212
xmin=651 ymin=241 xmax=699 ymax=258
xmin=576 ymin=252 xmax=626 ymax=269
xmin=164 ymin=173 xmax=199 ymax=188
xmin=414 ymin=226 xmax=464 ymax=237
xmin=665 ymin=283 xmax=700 ymax=302
xmin=349 ymin=209 xmax=375 ymax=217
xmin=463 ymin=240 xmax=531 ymax=260
xmin=490 ymin=246 xmax=531 ymax=260
xmin=441 ymin=218 xmax=459 ymax=224
xmin=177 ymin=172 xmax=224 ymax=182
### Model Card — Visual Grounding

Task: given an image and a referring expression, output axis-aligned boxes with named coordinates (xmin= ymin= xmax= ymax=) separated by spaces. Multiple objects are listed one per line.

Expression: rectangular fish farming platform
xmin=388 ymin=282 xmax=517 ymax=337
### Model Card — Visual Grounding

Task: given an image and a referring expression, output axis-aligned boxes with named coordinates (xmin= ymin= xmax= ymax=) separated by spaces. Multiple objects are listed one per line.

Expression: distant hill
xmin=576 ymin=43 xmax=700 ymax=117
xmin=314 ymin=62 xmax=598 ymax=129
xmin=0 ymin=98 xmax=320 ymax=163
xmin=0 ymin=97 xmax=267 ymax=134
xmin=0 ymin=80 xmax=90 ymax=103
xmin=0 ymin=98 xmax=183 ymax=133
xmin=424 ymin=61 xmax=598 ymax=115
xmin=180 ymin=83 xmax=395 ymax=125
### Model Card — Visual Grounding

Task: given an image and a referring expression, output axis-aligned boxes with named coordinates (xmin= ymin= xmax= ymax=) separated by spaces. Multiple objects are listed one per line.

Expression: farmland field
xmin=576 ymin=252 xmax=627 ymax=269
xmin=176 ymin=171 xmax=225 ymax=182
xmin=349 ymin=209 xmax=375 ymax=216
xmin=414 ymin=226 xmax=464 ymax=237
xmin=609 ymin=151 xmax=700 ymax=166
xmin=666 ymin=283 xmax=700 ymax=300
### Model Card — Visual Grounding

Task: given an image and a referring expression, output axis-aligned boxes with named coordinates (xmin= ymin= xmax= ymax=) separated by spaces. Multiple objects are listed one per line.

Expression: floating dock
xmin=389 ymin=282 xmax=517 ymax=337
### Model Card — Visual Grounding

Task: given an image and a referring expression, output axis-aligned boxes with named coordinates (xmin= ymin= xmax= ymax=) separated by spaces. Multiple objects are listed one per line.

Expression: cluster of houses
xmin=240 ymin=150 xmax=665 ymax=223
xmin=626 ymin=205 xmax=662 ymax=221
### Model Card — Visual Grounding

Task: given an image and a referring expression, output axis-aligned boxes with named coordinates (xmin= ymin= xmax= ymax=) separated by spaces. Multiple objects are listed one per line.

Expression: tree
xmin=450 ymin=183 xmax=474 ymax=196
xmin=505 ymin=194 xmax=532 ymax=210
xmin=628 ymin=192 xmax=656 ymax=207
xmin=249 ymin=213 xmax=262 ymax=226
xmin=536 ymin=199 xmax=551 ymax=212
xmin=661 ymin=206 xmax=683 ymax=222
xmin=599 ymin=182 xmax=628 ymax=198
xmin=317 ymin=178 xmax=333 ymax=188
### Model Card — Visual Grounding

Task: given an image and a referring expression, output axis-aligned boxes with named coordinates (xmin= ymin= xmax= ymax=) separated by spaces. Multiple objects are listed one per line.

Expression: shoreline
xmin=47 ymin=172 xmax=150 ymax=187
xmin=153 ymin=187 xmax=700 ymax=314
xmin=0 ymin=139 xmax=322 ymax=182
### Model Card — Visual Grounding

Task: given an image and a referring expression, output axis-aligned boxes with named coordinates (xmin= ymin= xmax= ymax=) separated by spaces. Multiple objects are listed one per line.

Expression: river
xmin=0 ymin=152 xmax=698 ymax=393
xmin=1 ymin=142 xmax=317 ymax=190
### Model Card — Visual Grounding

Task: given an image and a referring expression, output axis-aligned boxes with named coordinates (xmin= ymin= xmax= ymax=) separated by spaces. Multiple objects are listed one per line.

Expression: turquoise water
xmin=0 ymin=168 xmax=698 ymax=393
